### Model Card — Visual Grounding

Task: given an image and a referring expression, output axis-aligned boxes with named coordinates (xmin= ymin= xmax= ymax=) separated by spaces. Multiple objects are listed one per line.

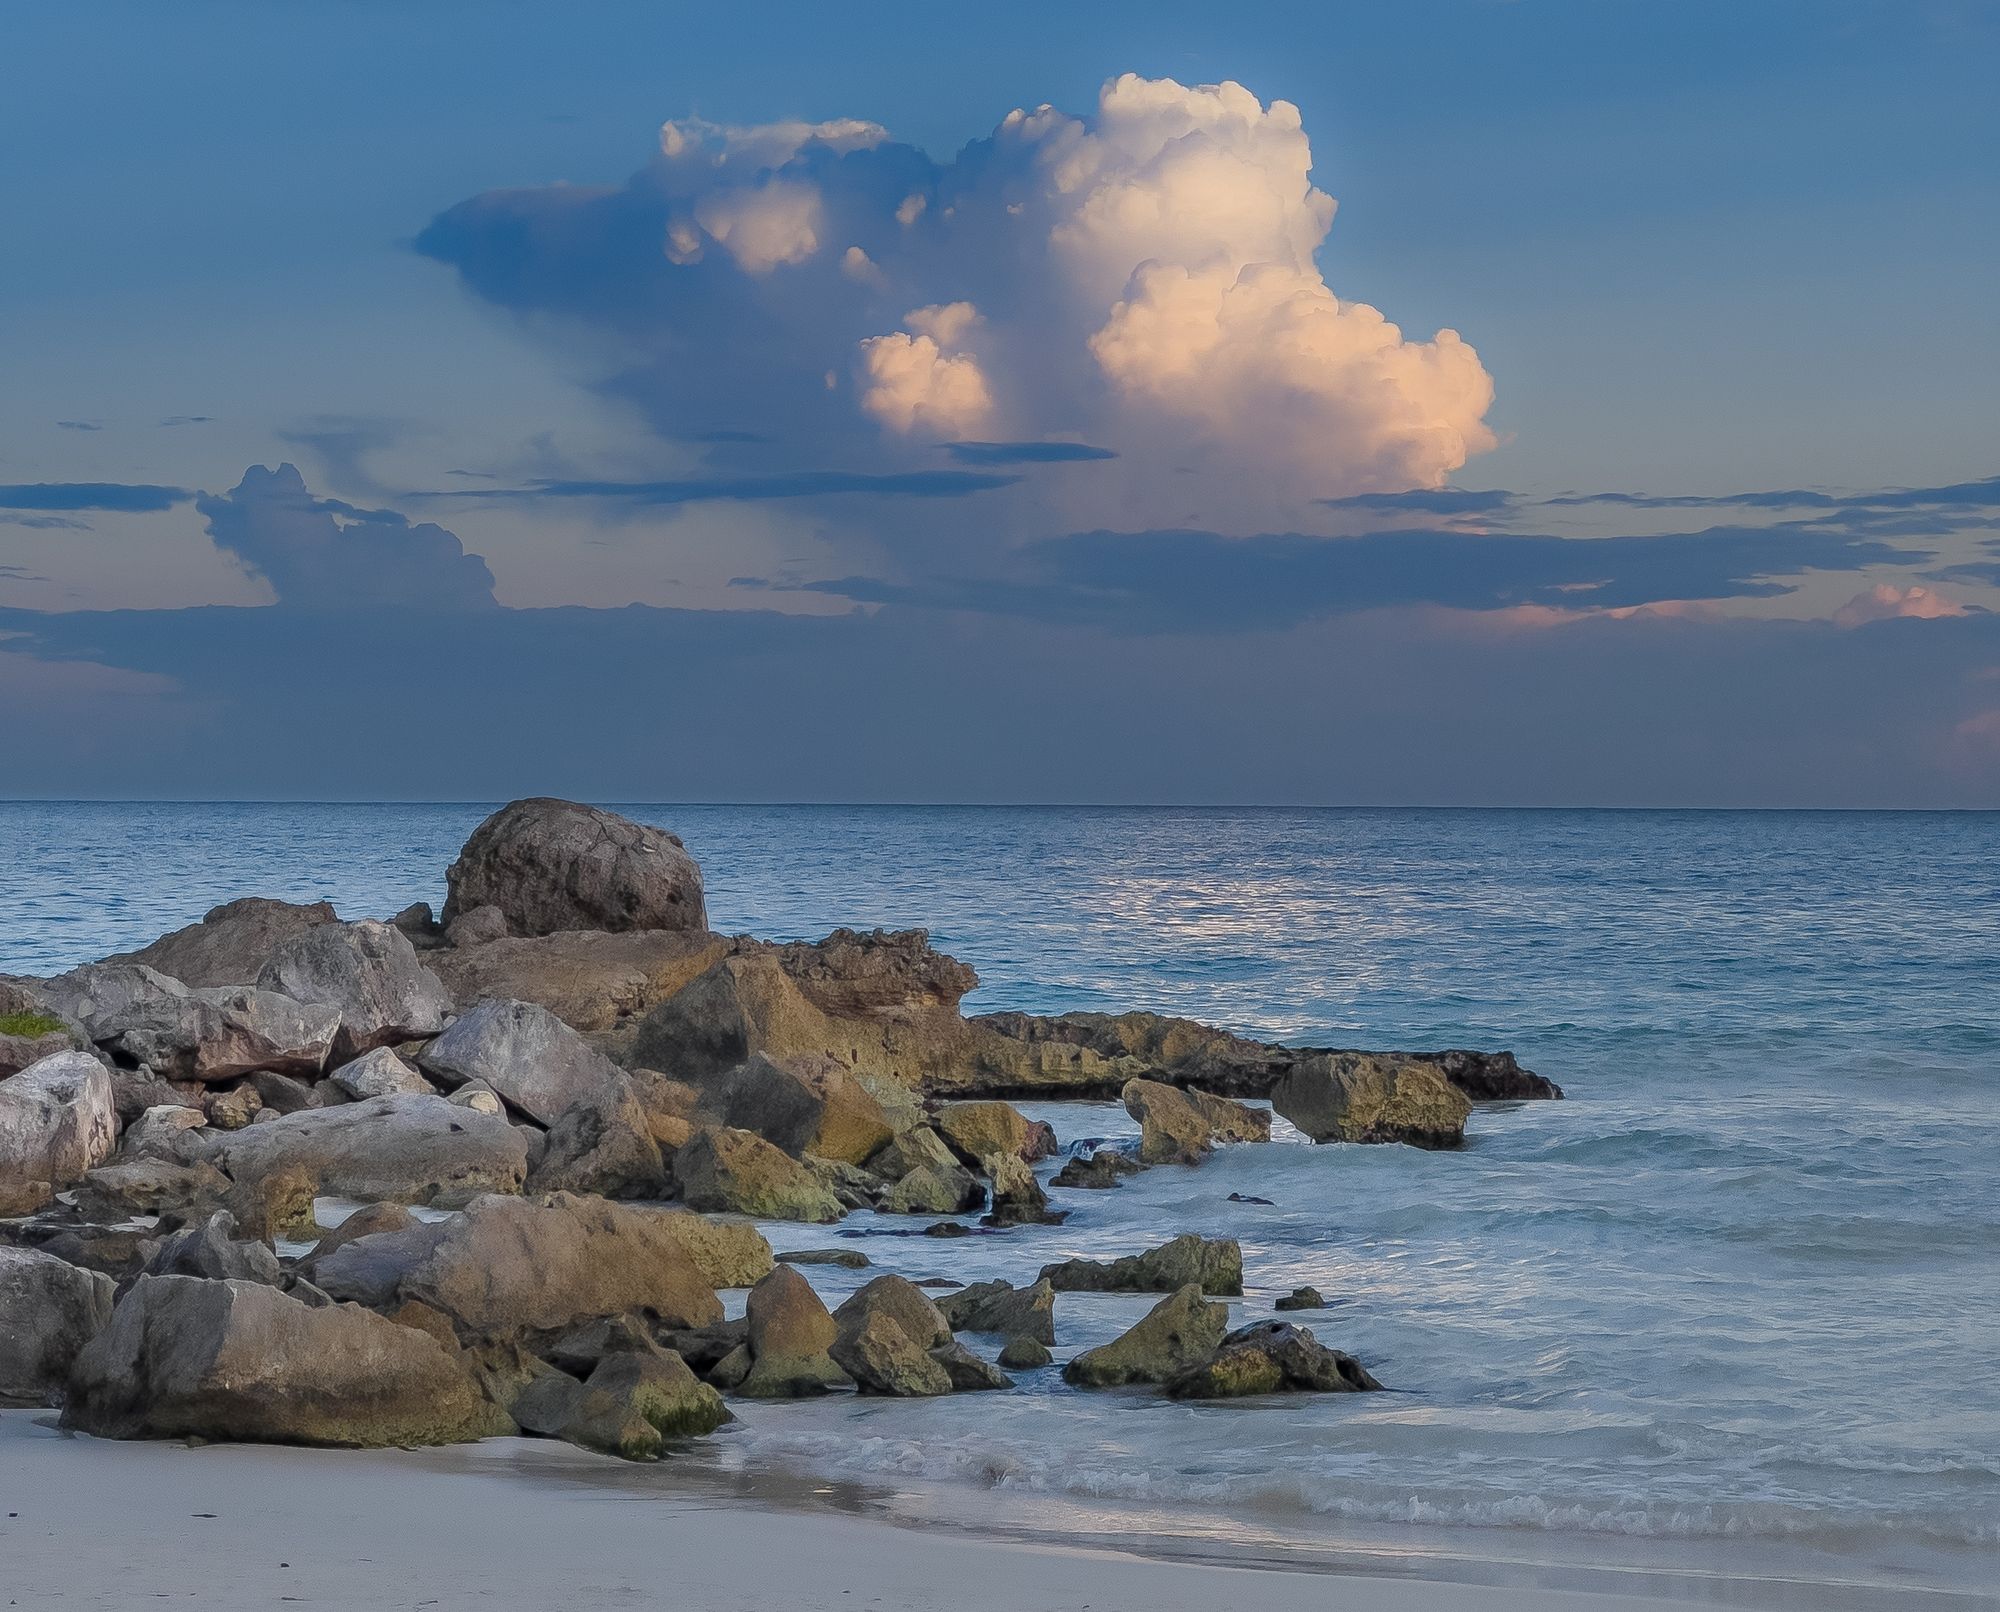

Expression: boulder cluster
xmin=0 ymin=797 xmax=1559 ymax=1462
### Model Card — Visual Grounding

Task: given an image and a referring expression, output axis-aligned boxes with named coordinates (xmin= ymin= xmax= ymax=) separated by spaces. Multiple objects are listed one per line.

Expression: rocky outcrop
xmin=1423 ymin=1048 xmax=1563 ymax=1101
xmin=938 ymin=1277 xmax=1056 ymax=1345
xmin=932 ymin=1100 xmax=1057 ymax=1166
xmin=311 ymin=1192 xmax=721 ymax=1339
xmin=1272 ymin=1053 xmax=1471 ymax=1148
xmin=62 ymin=1275 xmax=508 ymax=1446
xmin=526 ymin=1075 xmax=669 ymax=1200
xmin=418 ymin=998 xmax=626 ymax=1126
xmin=0 ymin=1246 xmax=115 ymax=1404
xmin=256 ymin=920 xmax=453 ymax=1063
xmin=693 ymin=1053 xmax=896 ymax=1167
xmin=1121 ymin=1078 xmax=1270 ymax=1165
xmin=1 ymin=1048 xmax=119 ymax=1199
xmin=211 ymin=1092 xmax=528 ymax=1208
xmin=674 ymin=1127 xmax=844 ymax=1223
xmin=734 ymin=1265 xmax=847 ymax=1397
xmin=1041 ymin=1233 xmax=1243 ymax=1296
xmin=108 ymin=897 xmax=340 ymax=988
xmin=1164 ymin=1320 xmax=1383 ymax=1398
xmin=1062 ymin=1285 xmax=1230 ymax=1387
xmin=443 ymin=799 xmax=707 ymax=938
xmin=40 ymin=964 xmax=338 ymax=1084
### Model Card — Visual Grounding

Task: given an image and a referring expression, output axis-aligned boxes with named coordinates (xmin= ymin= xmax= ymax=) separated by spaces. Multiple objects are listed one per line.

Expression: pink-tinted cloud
xmin=1833 ymin=583 xmax=1968 ymax=627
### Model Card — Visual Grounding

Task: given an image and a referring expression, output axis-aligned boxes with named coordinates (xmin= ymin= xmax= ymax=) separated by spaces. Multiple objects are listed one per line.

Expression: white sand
xmin=0 ymin=1412 xmax=1960 ymax=1611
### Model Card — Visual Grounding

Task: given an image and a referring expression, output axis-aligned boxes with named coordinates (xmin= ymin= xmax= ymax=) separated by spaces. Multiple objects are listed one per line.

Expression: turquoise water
xmin=3 ymin=803 xmax=1997 ymax=1590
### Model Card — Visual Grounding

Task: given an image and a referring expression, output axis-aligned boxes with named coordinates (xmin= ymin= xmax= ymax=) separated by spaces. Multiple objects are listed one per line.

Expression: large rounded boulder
xmin=443 ymin=799 xmax=706 ymax=939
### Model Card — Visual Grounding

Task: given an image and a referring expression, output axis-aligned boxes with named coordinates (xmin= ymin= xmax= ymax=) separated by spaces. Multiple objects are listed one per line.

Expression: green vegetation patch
xmin=0 ymin=1011 xmax=68 ymax=1039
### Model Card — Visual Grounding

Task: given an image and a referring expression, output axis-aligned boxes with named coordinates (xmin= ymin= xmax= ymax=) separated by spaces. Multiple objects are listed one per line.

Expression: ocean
xmin=4 ymin=802 xmax=1997 ymax=1597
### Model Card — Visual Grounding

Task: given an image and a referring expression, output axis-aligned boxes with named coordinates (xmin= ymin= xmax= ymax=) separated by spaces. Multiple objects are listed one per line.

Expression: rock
xmin=325 ymin=1046 xmax=436 ymax=1101
xmin=419 ymin=997 xmax=627 ymax=1127
xmin=653 ymin=1211 xmax=774 ymax=1289
xmin=979 ymin=1152 xmax=1062 ymax=1227
xmin=922 ymin=1219 xmax=973 ymax=1238
xmin=426 ymin=929 xmax=734 ymax=1042
xmin=0 ymin=1048 xmax=118 ymax=1195
xmin=211 ymin=1092 xmax=528 ymax=1208
xmin=560 ymin=1339 xmax=729 ymax=1459
xmin=0 ymin=992 xmax=80 ymax=1080
xmin=1228 ymin=1192 xmax=1274 ymax=1205
xmin=202 ymin=1081 xmax=263 ymax=1131
xmin=143 ymin=1210 xmax=283 ymax=1286
xmin=20 ymin=1223 xmax=157 ymax=1281
xmin=674 ymin=1127 xmax=844 ymax=1223
xmin=1424 ymin=1049 xmax=1564 ymax=1101
xmin=1164 ymin=1320 xmax=1384 ymax=1398
xmin=938 ymin=1277 xmax=1056 ymax=1345
xmin=624 ymin=928 xmax=979 ymax=1089
xmin=880 ymin=1161 xmax=984 ymax=1216
xmin=867 ymin=1124 xmax=960 ymax=1180
xmin=73 ymin=1160 xmax=229 ymax=1222
xmin=40 ymin=965 xmax=339 ymax=1084
xmin=1274 ymin=1286 xmax=1325 ymax=1311
xmin=1062 ymin=1285 xmax=1230 ymax=1387
xmin=932 ymin=1101 xmax=1058 ymax=1166
xmin=696 ymin=1053 xmax=896 ymax=1167
xmin=1271 ymin=1053 xmax=1472 ymax=1148
xmin=245 ymin=1070 xmax=324 ymax=1114
xmin=108 ymin=897 xmax=342 ymax=987
xmin=106 ymin=1067 xmax=207 ymax=1125
xmin=257 ymin=920 xmax=454 ymax=1064
xmin=778 ymin=1247 xmax=870 ymax=1269
xmin=443 ymin=904 xmax=508 ymax=948
xmin=312 ymin=1192 xmax=722 ymax=1339
xmin=1050 ymin=1149 xmax=1145 ymax=1190
xmin=835 ymin=1275 xmax=950 ymax=1351
xmin=442 ymin=799 xmax=707 ymax=940
xmin=446 ymin=1080 xmax=506 ymax=1117
xmin=804 ymin=1155 xmax=879 ymax=1210
xmin=298 ymin=1202 xmax=418 ymax=1274
xmin=0 ymin=1246 xmax=115 ymax=1404
xmin=225 ymin=1162 xmax=320 ymax=1243
xmin=930 ymin=1339 xmax=1012 ymax=1391
xmin=0 ymin=1179 xmax=55 ymax=1217
xmin=998 ymin=1336 xmax=1051 ymax=1370
xmin=735 ymin=1266 xmax=847 ymax=1397
xmin=526 ymin=1074 xmax=669 ymax=1200
xmin=390 ymin=902 xmax=442 ymax=944
xmin=660 ymin=1319 xmax=748 ymax=1377
xmin=1041 ymin=1233 xmax=1243 ymax=1297
xmin=62 ymin=1274 xmax=509 ymax=1446
xmin=116 ymin=1104 xmax=212 ymax=1166
xmin=831 ymin=1308 xmax=953 ymax=1397
xmin=537 ymin=1313 xmax=654 ymax=1376
xmin=1122 ymin=1078 xmax=1270 ymax=1165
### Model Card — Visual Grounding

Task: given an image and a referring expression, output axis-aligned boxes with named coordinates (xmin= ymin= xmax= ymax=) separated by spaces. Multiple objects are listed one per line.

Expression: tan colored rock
xmin=1041 ymin=1233 xmax=1243 ymax=1296
xmin=933 ymin=1100 xmax=1057 ymax=1165
xmin=654 ymin=1211 xmax=774 ymax=1289
xmin=427 ymin=929 xmax=733 ymax=1040
xmin=1271 ymin=1053 xmax=1472 ymax=1148
xmin=1164 ymin=1319 xmax=1384 ymax=1399
xmin=674 ymin=1127 xmax=844 ymax=1223
xmin=1122 ymin=1078 xmax=1269 ymax=1165
xmin=526 ymin=1074 xmax=669 ymax=1200
xmin=696 ymin=1053 xmax=895 ymax=1166
xmin=1062 ymin=1285 xmax=1230 ymax=1388
xmin=736 ymin=1265 xmax=847 ymax=1397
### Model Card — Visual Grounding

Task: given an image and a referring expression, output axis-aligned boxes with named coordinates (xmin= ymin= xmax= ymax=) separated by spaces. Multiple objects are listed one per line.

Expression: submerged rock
xmin=929 ymin=1338 xmax=1012 ymax=1391
xmin=1050 ymin=1149 xmax=1145 ymax=1190
xmin=997 ymin=1336 xmax=1052 ymax=1370
xmin=1062 ymin=1285 xmax=1230 ymax=1388
xmin=1274 ymin=1286 xmax=1326 ymax=1311
xmin=1272 ymin=1053 xmax=1471 ymax=1149
xmin=1164 ymin=1320 xmax=1383 ymax=1398
xmin=1040 ymin=1233 xmax=1243 ymax=1296
xmin=938 ymin=1277 xmax=1056 ymax=1345
xmin=880 ymin=1160 xmax=983 ymax=1216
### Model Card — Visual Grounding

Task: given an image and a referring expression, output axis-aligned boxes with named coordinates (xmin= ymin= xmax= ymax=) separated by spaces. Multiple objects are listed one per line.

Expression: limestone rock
xmin=446 ymin=1080 xmax=506 ymax=1116
xmin=443 ymin=798 xmax=707 ymax=938
xmin=526 ymin=1074 xmax=669 ymax=1200
xmin=932 ymin=1101 xmax=1058 ymax=1166
xmin=980 ymin=1152 xmax=1062 ymax=1227
xmin=866 ymin=1123 xmax=960 ymax=1181
xmin=0 ymin=1246 xmax=115 ymax=1404
xmin=1271 ymin=1053 xmax=1472 ymax=1149
xmin=736 ymin=1265 xmax=847 ymax=1397
xmin=0 ymin=1048 xmax=118 ymax=1195
xmin=109 ymin=897 xmax=341 ymax=988
xmin=1041 ymin=1233 xmax=1243 ymax=1296
xmin=831 ymin=1308 xmax=953 ymax=1397
xmin=1062 ymin=1285 xmax=1230 ymax=1388
xmin=778 ymin=1247 xmax=869 ymax=1269
xmin=560 ymin=1339 xmax=729 ymax=1460
xmin=203 ymin=1081 xmax=262 ymax=1131
xmin=1164 ymin=1320 xmax=1383 ymax=1398
xmin=880 ymin=1161 xmax=983 ymax=1216
xmin=426 ymin=929 xmax=733 ymax=1041
xmin=939 ymin=1277 xmax=1056 ymax=1346
xmin=1274 ymin=1286 xmax=1326 ymax=1311
xmin=325 ymin=1046 xmax=436 ymax=1101
xmin=695 ymin=1053 xmax=896 ymax=1167
xmin=63 ymin=1274 xmax=509 ymax=1446
xmin=419 ymin=997 xmax=626 ymax=1126
xmin=929 ymin=1339 xmax=1011 ymax=1391
xmin=212 ymin=1092 xmax=528 ymax=1208
xmin=835 ymin=1275 xmax=950 ymax=1351
xmin=1122 ymin=1078 xmax=1270 ymax=1165
xmin=443 ymin=904 xmax=508 ymax=948
xmin=674 ymin=1127 xmax=844 ymax=1223
xmin=257 ymin=920 xmax=453 ymax=1064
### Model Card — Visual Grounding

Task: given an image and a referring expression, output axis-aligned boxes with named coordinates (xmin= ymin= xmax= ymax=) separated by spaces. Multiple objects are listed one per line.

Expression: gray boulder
xmin=526 ymin=1074 xmax=669 ymax=1200
xmin=929 ymin=1339 xmax=1011 ymax=1391
xmin=211 ymin=1092 xmax=528 ymax=1208
xmin=1041 ymin=1233 xmax=1243 ymax=1296
xmin=258 ymin=920 xmax=453 ymax=1063
xmin=442 ymin=798 xmax=707 ymax=938
xmin=109 ymin=897 xmax=341 ymax=988
xmin=939 ymin=1277 xmax=1057 ymax=1345
xmin=324 ymin=1046 xmax=436 ymax=1101
xmin=1062 ymin=1285 xmax=1231 ymax=1387
xmin=0 ymin=1048 xmax=118 ymax=1197
xmin=40 ymin=964 xmax=339 ymax=1084
xmin=418 ymin=997 xmax=625 ymax=1126
xmin=0 ymin=1246 xmax=115 ymax=1404
xmin=116 ymin=1104 xmax=213 ymax=1167
xmin=73 ymin=1159 xmax=229 ymax=1222
xmin=142 ymin=1210 xmax=283 ymax=1286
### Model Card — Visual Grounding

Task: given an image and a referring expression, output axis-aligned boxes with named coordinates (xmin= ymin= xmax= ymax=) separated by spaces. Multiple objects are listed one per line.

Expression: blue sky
xmin=3 ymin=1 xmax=1997 ymax=803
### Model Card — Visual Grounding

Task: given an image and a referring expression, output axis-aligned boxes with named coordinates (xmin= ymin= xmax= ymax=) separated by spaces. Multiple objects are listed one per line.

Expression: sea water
xmin=3 ymin=803 xmax=1996 ymax=1594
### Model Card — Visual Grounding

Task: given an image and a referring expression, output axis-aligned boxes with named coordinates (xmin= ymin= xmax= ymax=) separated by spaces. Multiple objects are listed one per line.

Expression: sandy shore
xmin=1 ymin=1412 xmax=1979 ymax=1611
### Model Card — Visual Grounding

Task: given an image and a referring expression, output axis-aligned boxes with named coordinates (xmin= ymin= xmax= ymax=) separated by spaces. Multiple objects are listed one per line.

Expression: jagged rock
xmin=63 ymin=1275 xmax=509 ymax=1446
xmin=18 ymin=1223 xmax=158 ymax=1282
xmin=836 ymin=1275 xmax=950 ymax=1348
xmin=225 ymin=1161 xmax=320 ymax=1243
xmin=419 ymin=998 xmax=626 ymax=1127
xmin=980 ymin=1152 xmax=1063 ymax=1226
xmin=1164 ymin=1320 xmax=1383 ymax=1398
xmin=1274 ymin=1286 xmax=1325 ymax=1311
xmin=325 ymin=1046 xmax=436 ymax=1101
xmin=143 ymin=1210 xmax=283 ymax=1286
xmin=778 ymin=1247 xmax=870 ymax=1269
xmin=527 ymin=1074 xmax=669 ymax=1200
xmin=427 ymin=929 xmax=734 ymax=1042
xmin=674 ymin=1127 xmax=843 ymax=1223
xmin=669 ymin=1321 xmax=749 ymax=1380
xmin=106 ymin=1066 xmax=206 ymax=1125
xmin=831 ymin=1310 xmax=952 ymax=1397
xmin=203 ymin=1082 xmax=262 ymax=1131
xmin=312 ymin=1192 xmax=721 ymax=1339
xmin=1050 ymin=1149 xmax=1145 ymax=1189
xmin=212 ymin=1092 xmax=528 ymax=1208
xmin=0 ymin=1048 xmax=118 ymax=1195
xmin=108 ymin=897 xmax=342 ymax=987
xmin=1041 ymin=1233 xmax=1243 ymax=1296
xmin=932 ymin=1101 xmax=1058 ymax=1166
xmin=444 ymin=904 xmax=508 ymax=947
xmin=866 ymin=1123 xmax=960 ymax=1181
xmin=0 ymin=1246 xmax=115 ymax=1404
xmin=880 ymin=1161 xmax=983 ymax=1216
xmin=998 ymin=1336 xmax=1052 ymax=1370
xmin=40 ymin=965 xmax=339 ymax=1084
xmin=654 ymin=1211 xmax=773 ymax=1288
xmin=805 ymin=1154 xmax=880 ymax=1210
xmin=1424 ymin=1049 xmax=1564 ymax=1101
xmin=74 ymin=1159 xmax=230 ymax=1222
xmin=536 ymin=1313 xmax=654 ymax=1376
xmin=736 ymin=1265 xmax=847 ymax=1397
xmin=443 ymin=798 xmax=707 ymax=939
xmin=1122 ymin=1078 xmax=1270 ymax=1164
xmin=257 ymin=920 xmax=453 ymax=1064
xmin=1271 ymin=1053 xmax=1471 ymax=1148
xmin=116 ymin=1104 xmax=211 ymax=1166
xmin=939 ymin=1277 xmax=1056 ymax=1345
xmin=930 ymin=1339 xmax=1012 ymax=1391
xmin=390 ymin=902 xmax=442 ymax=944
xmin=1062 ymin=1285 xmax=1230 ymax=1387
xmin=694 ymin=1053 xmax=896 ymax=1167
xmin=560 ymin=1338 xmax=729 ymax=1460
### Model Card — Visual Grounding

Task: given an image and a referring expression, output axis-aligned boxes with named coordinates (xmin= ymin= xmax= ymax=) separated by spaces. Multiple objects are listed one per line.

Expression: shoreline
xmin=5 ymin=1413 xmax=1990 ymax=1611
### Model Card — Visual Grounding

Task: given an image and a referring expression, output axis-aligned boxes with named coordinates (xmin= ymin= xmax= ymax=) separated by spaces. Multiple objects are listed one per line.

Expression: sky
xmin=3 ymin=0 xmax=1998 ymax=805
